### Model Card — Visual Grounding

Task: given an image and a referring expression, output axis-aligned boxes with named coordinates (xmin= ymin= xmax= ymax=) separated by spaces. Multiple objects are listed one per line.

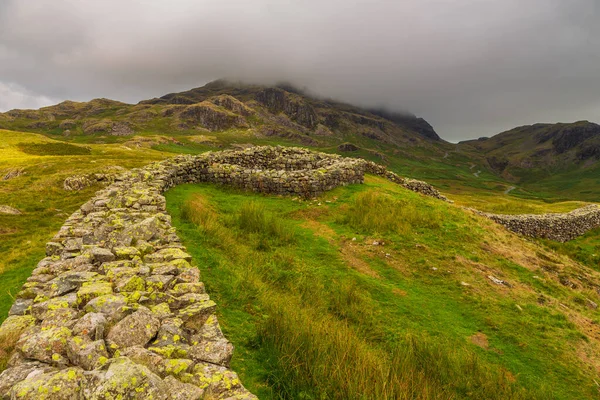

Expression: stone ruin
xmin=0 ymin=146 xmax=447 ymax=399
xmin=481 ymin=204 xmax=600 ymax=242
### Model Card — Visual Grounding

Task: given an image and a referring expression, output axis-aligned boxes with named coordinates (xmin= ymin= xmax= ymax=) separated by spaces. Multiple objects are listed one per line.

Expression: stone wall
xmin=0 ymin=146 xmax=448 ymax=399
xmin=481 ymin=205 xmax=600 ymax=242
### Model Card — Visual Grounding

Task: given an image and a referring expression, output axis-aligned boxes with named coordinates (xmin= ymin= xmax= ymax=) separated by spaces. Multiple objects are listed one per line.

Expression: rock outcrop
xmin=0 ymin=146 xmax=449 ymax=399
xmin=481 ymin=205 xmax=600 ymax=242
xmin=0 ymin=205 xmax=21 ymax=215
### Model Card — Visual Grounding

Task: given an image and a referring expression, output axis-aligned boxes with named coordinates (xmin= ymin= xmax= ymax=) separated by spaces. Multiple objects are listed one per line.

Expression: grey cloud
xmin=0 ymin=0 xmax=599 ymax=141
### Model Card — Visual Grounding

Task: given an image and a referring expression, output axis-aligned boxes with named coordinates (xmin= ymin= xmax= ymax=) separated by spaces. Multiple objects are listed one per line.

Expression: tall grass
xmin=339 ymin=190 xmax=442 ymax=235
xmin=259 ymin=299 xmax=539 ymax=400
xmin=237 ymin=201 xmax=296 ymax=245
xmin=175 ymin=191 xmax=550 ymax=400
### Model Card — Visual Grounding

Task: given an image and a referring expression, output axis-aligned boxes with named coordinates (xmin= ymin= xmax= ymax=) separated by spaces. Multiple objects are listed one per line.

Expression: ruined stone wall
xmin=482 ymin=205 xmax=600 ymax=242
xmin=0 ymin=146 xmax=448 ymax=399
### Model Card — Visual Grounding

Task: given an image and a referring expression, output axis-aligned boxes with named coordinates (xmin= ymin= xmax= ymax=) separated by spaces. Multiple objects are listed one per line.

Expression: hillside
xmin=165 ymin=177 xmax=600 ymax=399
xmin=459 ymin=121 xmax=600 ymax=200
xmin=0 ymin=80 xmax=441 ymax=149
xmin=1 ymin=141 xmax=600 ymax=398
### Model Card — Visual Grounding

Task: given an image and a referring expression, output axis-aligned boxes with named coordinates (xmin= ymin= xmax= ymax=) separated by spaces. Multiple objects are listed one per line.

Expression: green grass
xmin=541 ymin=227 xmax=600 ymax=271
xmin=165 ymin=177 xmax=600 ymax=399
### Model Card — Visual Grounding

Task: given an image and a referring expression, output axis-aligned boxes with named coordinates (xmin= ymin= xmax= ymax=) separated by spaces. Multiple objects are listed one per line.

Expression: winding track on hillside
xmin=0 ymin=146 xmax=448 ymax=399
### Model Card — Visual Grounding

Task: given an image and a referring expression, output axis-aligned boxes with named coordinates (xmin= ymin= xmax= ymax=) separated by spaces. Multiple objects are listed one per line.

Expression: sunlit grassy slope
xmin=165 ymin=176 xmax=600 ymax=399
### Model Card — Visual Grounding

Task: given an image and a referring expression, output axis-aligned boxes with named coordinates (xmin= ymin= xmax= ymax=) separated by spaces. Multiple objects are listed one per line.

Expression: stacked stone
xmin=0 ymin=164 xmax=256 ymax=399
xmin=483 ymin=204 xmax=600 ymax=242
xmin=0 ymin=145 xmax=451 ymax=399
xmin=361 ymin=160 xmax=449 ymax=202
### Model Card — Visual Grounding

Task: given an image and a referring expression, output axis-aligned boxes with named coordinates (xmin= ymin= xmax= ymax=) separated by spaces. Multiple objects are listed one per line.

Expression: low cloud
xmin=1 ymin=0 xmax=599 ymax=141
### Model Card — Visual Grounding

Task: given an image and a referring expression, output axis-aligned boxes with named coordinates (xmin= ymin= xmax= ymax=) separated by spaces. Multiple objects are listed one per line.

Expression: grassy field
xmin=165 ymin=177 xmax=600 ymax=399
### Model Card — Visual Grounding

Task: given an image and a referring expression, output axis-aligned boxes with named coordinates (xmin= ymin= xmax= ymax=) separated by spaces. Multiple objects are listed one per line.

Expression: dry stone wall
xmin=481 ymin=205 xmax=600 ymax=242
xmin=0 ymin=146 xmax=448 ymax=399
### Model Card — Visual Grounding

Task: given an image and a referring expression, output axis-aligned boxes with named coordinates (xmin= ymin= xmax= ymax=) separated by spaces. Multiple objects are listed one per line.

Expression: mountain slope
xmin=164 ymin=176 xmax=600 ymax=399
xmin=0 ymin=80 xmax=442 ymax=148
xmin=459 ymin=121 xmax=600 ymax=200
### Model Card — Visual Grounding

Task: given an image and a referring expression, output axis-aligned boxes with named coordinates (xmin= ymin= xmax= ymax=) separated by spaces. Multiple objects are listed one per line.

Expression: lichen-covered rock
xmin=120 ymin=346 xmax=166 ymax=376
xmin=8 ymin=299 xmax=33 ymax=316
xmin=144 ymin=248 xmax=192 ymax=263
xmin=192 ymin=314 xmax=225 ymax=342
xmin=163 ymin=375 xmax=204 ymax=400
xmin=189 ymin=338 xmax=234 ymax=367
xmin=39 ymin=307 xmax=80 ymax=329
xmin=48 ymin=271 xmax=99 ymax=297
xmin=31 ymin=293 xmax=78 ymax=320
xmin=72 ymin=312 xmax=107 ymax=340
xmin=16 ymin=326 xmax=72 ymax=365
xmin=83 ymin=357 xmax=168 ymax=400
xmin=66 ymin=336 xmax=109 ymax=370
xmin=9 ymin=367 xmax=84 ymax=400
xmin=85 ymin=247 xmax=116 ymax=264
xmin=178 ymin=300 xmax=217 ymax=332
xmin=84 ymin=294 xmax=127 ymax=323
xmin=0 ymin=362 xmax=55 ymax=399
xmin=0 ymin=315 xmax=35 ymax=343
xmin=120 ymin=215 xmax=165 ymax=243
xmin=106 ymin=308 xmax=160 ymax=350
xmin=77 ymin=281 xmax=113 ymax=306
xmin=163 ymin=358 xmax=195 ymax=378
xmin=152 ymin=323 xmax=188 ymax=348
xmin=191 ymin=362 xmax=255 ymax=399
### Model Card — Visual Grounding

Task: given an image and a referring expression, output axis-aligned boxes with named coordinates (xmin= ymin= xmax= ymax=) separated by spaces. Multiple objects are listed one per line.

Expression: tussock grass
xmin=166 ymin=184 xmax=571 ymax=399
xmin=259 ymin=298 xmax=535 ymax=400
xmin=339 ymin=190 xmax=442 ymax=235
xmin=236 ymin=201 xmax=296 ymax=245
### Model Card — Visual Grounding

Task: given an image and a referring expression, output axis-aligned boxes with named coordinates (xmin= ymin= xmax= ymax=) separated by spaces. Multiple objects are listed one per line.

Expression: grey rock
xmin=83 ymin=357 xmax=168 ymax=400
xmin=0 ymin=362 xmax=55 ymax=399
xmin=9 ymin=367 xmax=84 ymax=400
xmin=189 ymin=338 xmax=234 ymax=367
xmin=106 ymin=308 xmax=160 ymax=350
xmin=163 ymin=375 xmax=204 ymax=400
xmin=73 ymin=312 xmax=108 ymax=340
xmin=8 ymin=298 xmax=33 ymax=316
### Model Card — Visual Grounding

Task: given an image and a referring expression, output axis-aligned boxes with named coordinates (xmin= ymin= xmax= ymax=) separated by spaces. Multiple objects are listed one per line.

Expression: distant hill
xmin=459 ymin=121 xmax=600 ymax=200
xmin=0 ymin=79 xmax=442 ymax=148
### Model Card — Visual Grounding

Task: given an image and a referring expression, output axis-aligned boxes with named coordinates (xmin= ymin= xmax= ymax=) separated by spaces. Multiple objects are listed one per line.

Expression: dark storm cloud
xmin=1 ymin=0 xmax=599 ymax=141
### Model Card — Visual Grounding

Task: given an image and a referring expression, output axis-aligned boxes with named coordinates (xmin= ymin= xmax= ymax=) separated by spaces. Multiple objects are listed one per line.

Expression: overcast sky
xmin=1 ymin=0 xmax=599 ymax=141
